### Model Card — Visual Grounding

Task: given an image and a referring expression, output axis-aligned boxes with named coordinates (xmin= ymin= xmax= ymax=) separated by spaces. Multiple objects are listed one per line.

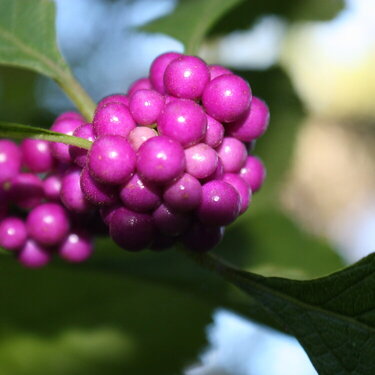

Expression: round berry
xmin=182 ymin=222 xmax=225 ymax=252
xmin=222 ymin=173 xmax=251 ymax=214
xmin=201 ymin=157 xmax=224 ymax=183
xmin=0 ymin=140 xmax=21 ymax=184
xmin=60 ymin=168 xmax=91 ymax=213
xmin=80 ymin=167 xmax=118 ymax=206
xmin=149 ymin=52 xmax=181 ymax=94
xmin=43 ymin=174 xmax=62 ymax=201
xmin=18 ymin=240 xmax=51 ymax=268
xmin=209 ymin=65 xmax=233 ymax=80
xmin=128 ymin=126 xmax=158 ymax=151
xmin=157 ymin=99 xmax=207 ymax=147
xmin=21 ymin=139 xmax=54 ymax=173
xmin=109 ymin=207 xmax=155 ymax=251
xmin=69 ymin=123 xmax=95 ymax=168
xmin=184 ymin=143 xmax=218 ymax=179
xmin=0 ymin=217 xmax=27 ymax=251
xmin=129 ymin=89 xmax=165 ymax=126
xmin=58 ymin=231 xmax=93 ymax=263
xmin=164 ymin=55 xmax=210 ymax=100
xmin=152 ymin=204 xmax=190 ymax=236
xmin=137 ymin=136 xmax=185 ymax=184
xmin=226 ymin=97 xmax=270 ymax=141
xmin=27 ymin=203 xmax=70 ymax=246
xmin=88 ymin=135 xmax=136 ymax=185
xmin=239 ymin=155 xmax=266 ymax=193
xmin=216 ymin=137 xmax=247 ymax=173
xmin=97 ymin=94 xmax=129 ymax=109
xmin=204 ymin=115 xmax=224 ymax=148
xmin=202 ymin=74 xmax=252 ymax=122
xmin=100 ymin=204 xmax=121 ymax=226
xmin=197 ymin=180 xmax=241 ymax=226
xmin=120 ymin=173 xmax=161 ymax=213
xmin=93 ymin=102 xmax=136 ymax=138
xmin=128 ymin=77 xmax=152 ymax=97
xmin=163 ymin=173 xmax=202 ymax=212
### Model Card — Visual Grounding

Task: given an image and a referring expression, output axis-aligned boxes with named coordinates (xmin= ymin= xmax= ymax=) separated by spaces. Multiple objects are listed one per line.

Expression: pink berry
xmin=43 ymin=174 xmax=62 ymax=201
xmin=152 ymin=204 xmax=190 ymax=236
xmin=222 ymin=173 xmax=252 ymax=214
xmin=128 ymin=126 xmax=158 ymax=151
xmin=149 ymin=52 xmax=181 ymax=94
xmin=202 ymin=74 xmax=252 ymax=122
xmin=69 ymin=123 xmax=95 ymax=168
xmin=216 ymin=137 xmax=247 ymax=173
xmin=58 ymin=231 xmax=93 ymax=263
xmin=182 ymin=222 xmax=225 ymax=252
xmin=100 ymin=204 xmax=121 ymax=226
xmin=184 ymin=143 xmax=218 ymax=179
xmin=164 ymin=55 xmax=210 ymax=100
xmin=0 ymin=140 xmax=22 ymax=184
xmin=157 ymin=99 xmax=207 ymax=147
xmin=128 ymin=77 xmax=152 ymax=97
xmin=201 ymin=158 xmax=224 ymax=183
xmin=209 ymin=65 xmax=233 ymax=80
xmin=204 ymin=115 xmax=224 ymax=148
xmin=97 ymin=94 xmax=129 ymax=109
xmin=18 ymin=240 xmax=51 ymax=268
xmin=0 ymin=217 xmax=27 ymax=251
xmin=239 ymin=155 xmax=266 ymax=193
xmin=21 ymin=139 xmax=54 ymax=173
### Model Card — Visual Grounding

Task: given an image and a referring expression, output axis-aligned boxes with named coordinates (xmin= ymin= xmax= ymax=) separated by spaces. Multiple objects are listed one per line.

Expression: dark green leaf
xmin=0 ymin=121 xmax=92 ymax=149
xmin=141 ymin=0 xmax=244 ymax=54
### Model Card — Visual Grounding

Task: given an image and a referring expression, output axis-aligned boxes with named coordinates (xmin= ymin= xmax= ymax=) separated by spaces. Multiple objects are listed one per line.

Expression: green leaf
xmin=141 ymin=0 xmax=244 ymax=54
xmin=0 ymin=0 xmax=95 ymax=120
xmin=189 ymin=252 xmax=375 ymax=375
xmin=0 ymin=121 xmax=92 ymax=150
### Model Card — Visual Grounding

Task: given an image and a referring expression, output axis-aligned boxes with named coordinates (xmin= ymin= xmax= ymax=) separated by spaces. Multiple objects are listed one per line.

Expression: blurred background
xmin=0 ymin=0 xmax=374 ymax=374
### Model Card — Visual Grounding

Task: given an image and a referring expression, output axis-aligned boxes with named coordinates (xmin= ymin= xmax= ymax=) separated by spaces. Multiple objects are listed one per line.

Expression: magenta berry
xmin=157 ymin=99 xmax=207 ymax=147
xmin=69 ymin=123 xmax=95 ymax=168
xmin=100 ymin=204 xmax=121 ymax=226
xmin=137 ymin=136 xmax=185 ymax=184
xmin=27 ymin=203 xmax=70 ymax=246
xmin=120 ymin=173 xmax=161 ymax=213
xmin=209 ymin=65 xmax=233 ymax=80
xmin=216 ymin=137 xmax=247 ymax=173
xmin=129 ymin=89 xmax=165 ymax=126
xmin=204 ymin=115 xmax=224 ymax=148
xmin=149 ymin=52 xmax=181 ymax=94
xmin=152 ymin=204 xmax=190 ymax=236
xmin=184 ymin=143 xmax=218 ymax=179
xmin=164 ymin=55 xmax=210 ymax=100
xmin=128 ymin=126 xmax=158 ymax=151
xmin=226 ymin=97 xmax=270 ymax=141
xmin=58 ymin=231 xmax=93 ymax=263
xmin=18 ymin=240 xmax=51 ymax=268
xmin=197 ymin=180 xmax=241 ymax=226
xmin=0 ymin=140 xmax=22 ymax=184
xmin=201 ymin=157 xmax=224 ymax=183
xmin=97 ymin=94 xmax=129 ymax=109
xmin=109 ymin=207 xmax=155 ymax=251
xmin=202 ymin=74 xmax=252 ymax=122
xmin=239 ymin=155 xmax=266 ymax=193
xmin=0 ymin=217 xmax=27 ymax=251
xmin=128 ymin=77 xmax=152 ymax=96
xmin=182 ymin=222 xmax=225 ymax=252
xmin=222 ymin=173 xmax=251 ymax=214
xmin=88 ymin=135 xmax=136 ymax=185
xmin=93 ymin=102 xmax=136 ymax=137
xmin=43 ymin=174 xmax=62 ymax=201
xmin=21 ymin=139 xmax=54 ymax=173
xmin=163 ymin=173 xmax=202 ymax=212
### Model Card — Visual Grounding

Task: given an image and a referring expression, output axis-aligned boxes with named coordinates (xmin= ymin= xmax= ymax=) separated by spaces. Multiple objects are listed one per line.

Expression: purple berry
xmin=209 ymin=65 xmax=233 ymax=80
xmin=239 ymin=155 xmax=266 ymax=193
xmin=197 ymin=180 xmax=241 ymax=226
xmin=0 ymin=217 xmax=27 ymax=251
xmin=60 ymin=168 xmax=91 ymax=213
xmin=43 ymin=174 xmax=62 ymax=201
xmin=226 ymin=97 xmax=270 ymax=141
xmin=97 ymin=94 xmax=129 ymax=109
xmin=26 ymin=203 xmax=70 ymax=246
xmin=0 ymin=140 xmax=21 ymax=184
xmin=88 ymin=135 xmax=136 ymax=185
xmin=58 ymin=231 xmax=93 ymax=263
xmin=109 ymin=207 xmax=155 ymax=251
xmin=128 ymin=126 xmax=158 ymax=151
xmin=202 ymin=74 xmax=252 ymax=122
xmin=128 ymin=77 xmax=152 ymax=97
xmin=21 ymin=139 xmax=54 ymax=173
xmin=164 ymin=55 xmax=210 ymax=100
xmin=184 ymin=143 xmax=218 ymax=179
xmin=120 ymin=173 xmax=161 ymax=213
xmin=182 ymin=222 xmax=225 ymax=252
xmin=18 ymin=240 xmax=51 ymax=268
xmin=51 ymin=118 xmax=83 ymax=163
xmin=137 ymin=136 xmax=185 ymax=184
xmin=69 ymin=123 xmax=95 ymax=168
xmin=165 ymin=95 xmax=179 ymax=105
xmin=80 ymin=167 xmax=118 ymax=206
xmin=216 ymin=137 xmax=247 ymax=173
xmin=149 ymin=52 xmax=181 ymax=94
xmin=93 ymin=102 xmax=136 ymax=137
xmin=152 ymin=204 xmax=190 ymax=236
xmin=163 ymin=173 xmax=202 ymax=212
xmin=204 ymin=115 xmax=224 ymax=148
xmin=157 ymin=99 xmax=207 ymax=147
xmin=201 ymin=157 xmax=224 ymax=183
xmin=129 ymin=89 xmax=165 ymax=126
xmin=100 ymin=204 xmax=121 ymax=226
xmin=222 ymin=173 xmax=251 ymax=214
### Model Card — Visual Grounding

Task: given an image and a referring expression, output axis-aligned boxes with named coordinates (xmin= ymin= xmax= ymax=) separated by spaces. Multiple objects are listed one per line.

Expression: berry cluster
xmin=0 ymin=52 xmax=268 ymax=267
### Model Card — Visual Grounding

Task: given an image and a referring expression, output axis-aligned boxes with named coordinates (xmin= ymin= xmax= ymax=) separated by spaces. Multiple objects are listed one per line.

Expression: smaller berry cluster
xmin=0 ymin=52 xmax=268 ymax=268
